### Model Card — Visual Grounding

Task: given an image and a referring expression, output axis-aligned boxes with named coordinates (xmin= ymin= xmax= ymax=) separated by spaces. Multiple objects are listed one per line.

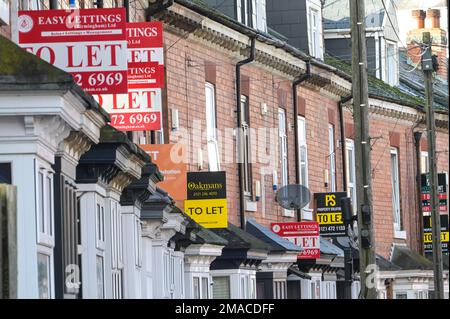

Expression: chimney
xmin=407 ymin=8 xmax=448 ymax=80
xmin=412 ymin=9 xmax=426 ymax=29
xmin=425 ymin=9 xmax=440 ymax=29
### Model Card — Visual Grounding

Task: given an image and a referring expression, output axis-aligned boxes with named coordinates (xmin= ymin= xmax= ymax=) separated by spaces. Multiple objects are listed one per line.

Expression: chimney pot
xmin=412 ymin=10 xmax=426 ymax=29
xmin=425 ymin=9 xmax=440 ymax=28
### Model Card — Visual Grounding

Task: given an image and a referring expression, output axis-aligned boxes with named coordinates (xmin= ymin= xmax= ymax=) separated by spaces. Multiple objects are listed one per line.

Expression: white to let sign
xmin=18 ymin=8 xmax=128 ymax=95
xmin=271 ymin=222 xmax=320 ymax=259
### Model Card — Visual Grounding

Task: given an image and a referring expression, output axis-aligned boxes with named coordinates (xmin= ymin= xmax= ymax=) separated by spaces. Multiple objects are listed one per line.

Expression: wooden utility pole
xmin=421 ymin=32 xmax=444 ymax=299
xmin=349 ymin=0 xmax=377 ymax=299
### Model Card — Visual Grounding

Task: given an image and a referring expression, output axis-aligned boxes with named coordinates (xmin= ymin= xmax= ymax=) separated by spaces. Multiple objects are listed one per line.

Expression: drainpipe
xmin=237 ymin=37 xmax=256 ymax=230
xmin=414 ymin=131 xmax=424 ymax=255
xmin=292 ymin=61 xmax=311 ymax=222
xmin=124 ymin=0 xmax=130 ymax=22
xmin=339 ymin=95 xmax=352 ymax=192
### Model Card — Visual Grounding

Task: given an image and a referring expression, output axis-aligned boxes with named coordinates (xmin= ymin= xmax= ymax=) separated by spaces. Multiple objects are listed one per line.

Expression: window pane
xmin=0 ymin=162 xmax=11 ymax=184
xmin=193 ymin=277 xmax=200 ymax=299
xmin=37 ymin=253 xmax=51 ymax=299
xmin=201 ymin=277 xmax=209 ymax=299
xmin=96 ymin=256 xmax=104 ymax=299
xmin=38 ymin=172 xmax=44 ymax=233
xmin=213 ymin=276 xmax=230 ymax=299
xmin=46 ymin=176 xmax=52 ymax=235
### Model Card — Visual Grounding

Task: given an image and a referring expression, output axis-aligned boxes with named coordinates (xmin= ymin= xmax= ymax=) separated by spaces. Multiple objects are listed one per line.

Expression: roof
xmin=390 ymin=245 xmax=434 ymax=270
xmin=377 ymin=254 xmax=401 ymax=271
xmin=172 ymin=0 xmax=351 ymax=81
xmin=245 ymin=218 xmax=302 ymax=252
xmin=182 ymin=214 xmax=229 ymax=246
xmin=325 ymin=53 xmax=448 ymax=113
xmin=323 ymin=0 xmax=385 ymax=30
xmin=0 ymin=35 xmax=110 ymax=121
xmin=320 ymin=237 xmax=344 ymax=257
xmin=210 ymin=223 xmax=272 ymax=252
xmin=100 ymin=125 xmax=152 ymax=163
xmin=288 ymin=265 xmax=312 ymax=279
xmin=398 ymin=49 xmax=448 ymax=111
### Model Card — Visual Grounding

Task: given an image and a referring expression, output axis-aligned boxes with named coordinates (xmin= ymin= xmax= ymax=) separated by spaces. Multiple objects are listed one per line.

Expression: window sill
xmin=394 ymin=230 xmax=407 ymax=239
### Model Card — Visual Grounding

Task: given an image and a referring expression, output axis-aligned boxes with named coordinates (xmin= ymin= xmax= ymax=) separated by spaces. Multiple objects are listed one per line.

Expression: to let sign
xmin=184 ymin=171 xmax=227 ymax=228
xmin=271 ymin=222 xmax=320 ymax=259
xmin=94 ymin=22 xmax=164 ymax=131
xmin=18 ymin=8 xmax=128 ymax=94
xmin=423 ymin=215 xmax=449 ymax=254
xmin=315 ymin=192 xmax=347 ymax=237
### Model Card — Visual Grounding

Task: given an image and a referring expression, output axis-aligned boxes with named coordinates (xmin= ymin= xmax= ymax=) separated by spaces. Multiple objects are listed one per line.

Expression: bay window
xmin=205 ymin=82 xmax=220 ymax=171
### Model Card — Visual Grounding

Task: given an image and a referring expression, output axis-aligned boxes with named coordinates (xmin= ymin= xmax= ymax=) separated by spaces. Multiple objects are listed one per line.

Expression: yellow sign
xmin=423 ymin=231 xmax=449 ymax=243
xmin=316 ymin=212 xmax=342 ymax=225
xmin=184 ymin=198 xmax=228 ymax=229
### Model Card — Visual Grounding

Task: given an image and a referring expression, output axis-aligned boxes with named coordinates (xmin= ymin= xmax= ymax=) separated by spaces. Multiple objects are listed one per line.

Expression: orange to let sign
xmin=140 ymin=144 xmax=187 ymax=201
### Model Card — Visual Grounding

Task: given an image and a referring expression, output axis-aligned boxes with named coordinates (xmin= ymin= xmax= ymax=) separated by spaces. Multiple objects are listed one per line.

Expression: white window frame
xmin=205 ymin=82 xmax=220 ymax=172
xmin=96 ymin=202 xmax=105 ymax=250
xmin=391 ymin=148 xmax=406 ymax=238
xmin=346 ymin=139 xmax=357 ymax=214
xmin=35 ymin=161 xmax=55 ymax=299
xmin=385 ymin=40 xmax=398 ymax=86
xmin=240 ymin=95 xmax=252 ymax=196
xmin=20 ymin=0 xmax=41 ymax=10
xmin=306 ymin=0 xmax=323 ymax=59
xmin=134 ymin=218 xmax=142 ymax=267
xmin=298 ymin=115 xmax=312 ymax=219
xmin=328 ymin=124 xmax=337 ymax=192
xmin=279 ymin=108 xmax=293 ymax=217
xmin=420 ymin=151 xmax=429 ymax=174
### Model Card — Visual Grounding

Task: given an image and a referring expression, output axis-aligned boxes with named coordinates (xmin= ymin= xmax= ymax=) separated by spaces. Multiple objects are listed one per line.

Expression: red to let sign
xmin=271 ymin=222 xmax=320 ymax=260
xmin=127 ymin=22 xmax=164 ymax=89
xmin=18 ymin=8 xmax=128 ymax=95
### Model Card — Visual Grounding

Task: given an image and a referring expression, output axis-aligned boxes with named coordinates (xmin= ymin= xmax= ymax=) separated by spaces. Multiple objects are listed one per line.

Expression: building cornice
xmin=157 ymin=3 xmax=351 ymax=97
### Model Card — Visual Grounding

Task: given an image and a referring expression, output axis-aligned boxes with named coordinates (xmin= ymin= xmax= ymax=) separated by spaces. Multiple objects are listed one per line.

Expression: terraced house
xmin=0 ymin=0 xmax=448 ymax=299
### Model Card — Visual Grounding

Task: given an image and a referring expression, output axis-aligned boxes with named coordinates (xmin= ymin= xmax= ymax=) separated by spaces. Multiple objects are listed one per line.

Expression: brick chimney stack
xmin=407 ymin=8 xmax=448 ymax=81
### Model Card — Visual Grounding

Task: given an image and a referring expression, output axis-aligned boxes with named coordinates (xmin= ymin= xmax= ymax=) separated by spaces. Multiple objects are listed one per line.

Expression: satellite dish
xmin=275 ymin=184 xmax=311 ymax=210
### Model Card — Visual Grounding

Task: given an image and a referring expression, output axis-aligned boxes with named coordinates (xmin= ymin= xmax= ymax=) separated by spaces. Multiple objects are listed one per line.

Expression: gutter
xmin=237 ymin=37 xmax=256 ymax=230
xmin=292 ymin=60 xmax=312 ymax=222
xmin=339 ymin=95 xmax=352 ymax=192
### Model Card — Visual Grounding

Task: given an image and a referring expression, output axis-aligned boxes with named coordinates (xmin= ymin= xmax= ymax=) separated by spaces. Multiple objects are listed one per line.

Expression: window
xmin=213 ymin=276 xmax=230 ymax=299
xmin=0 ymin=162 xmax=11 ymax=184
xmin=346 ymin=139 xmax=357 ymax=214
xmin=36 ymin=164 xmax=55 ymax=299
xmin=236 ymin=0 xmax=266 ymax=32
xmin=274 ymin=281 xmax=286 ymax=299
xmin=395 ymin=292 xmax=408 ymax=299
xmin=328 ymin=124 xmax=336 ymax=191
xmin=306 ymin=0 xmax=323 ymax=59
xmin=134 ymin=218 xmax=142 ymax=267
xmin=20 ymin=0 xmax=41 ymax=10
xmin=193 ymin=277 xmax=200 ymax=299
xmin=96 ymin=203 xmax=105 ymax=249
xmin=241 ymin=276 xmax=246 ymax=298
xmin=37 ymin=253 xmax=51 ymax=299
xmin=240 ymin=95 xmax=252 ymax=195
xmin=201 ymin=277 xmax=209 ymax=299
xmin=96 ymin=256 xmax=105 ymax=299
xmin=420 ymin=151 xmax=429 ymax=174
xmin=278 ymin=109 xmax=288 ymax=188
xmin=298 ymin=116 xmax=309 ymax=188
xmin=390 ymin=148 xmax=402 ymax=232
xmin=386 ymin=42 xmax=398 ymax=86
xmin=205 ymin=82 xmax=220 ymax=171
xmin=251 ymin=278 xmax=256 ymax=299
